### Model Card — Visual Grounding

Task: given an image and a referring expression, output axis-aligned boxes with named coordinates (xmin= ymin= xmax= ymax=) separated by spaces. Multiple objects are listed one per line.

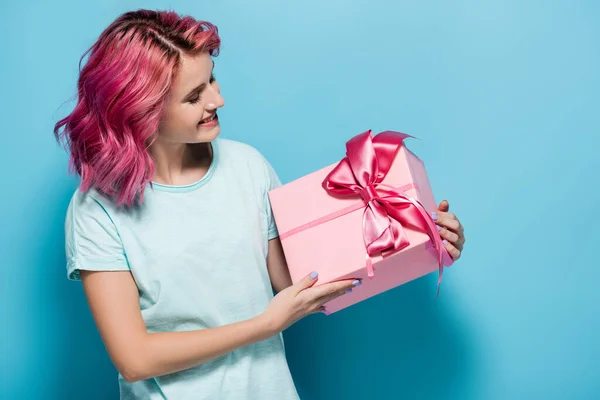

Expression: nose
xmin=205 ymin=87 xmax=225 ymax=111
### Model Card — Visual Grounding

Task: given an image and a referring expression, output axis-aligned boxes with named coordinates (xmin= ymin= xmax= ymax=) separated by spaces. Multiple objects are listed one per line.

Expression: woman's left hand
xmin=432 ymin=200 xmax=466 ymax=261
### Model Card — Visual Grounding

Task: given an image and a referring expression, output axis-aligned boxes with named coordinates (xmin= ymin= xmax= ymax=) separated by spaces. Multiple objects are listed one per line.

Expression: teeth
xmin=200 ymin=115 xmax=215 ymax=124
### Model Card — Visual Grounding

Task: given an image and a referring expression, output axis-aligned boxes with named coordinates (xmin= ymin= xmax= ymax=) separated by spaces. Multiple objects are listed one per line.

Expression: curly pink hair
xmin=54 ymin=9 xmax=221 ymax=207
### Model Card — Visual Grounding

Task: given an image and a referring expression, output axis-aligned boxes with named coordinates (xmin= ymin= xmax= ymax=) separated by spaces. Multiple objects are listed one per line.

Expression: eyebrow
xmin=183 ymin=59 xmax=215 ymax=101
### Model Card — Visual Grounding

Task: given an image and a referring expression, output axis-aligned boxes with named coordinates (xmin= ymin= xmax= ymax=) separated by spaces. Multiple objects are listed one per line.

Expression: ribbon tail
xmin=395 ymin=196 xmax=446 ymax=295
xmin=418 ymin=203 xmax=445 ymax=295
xmin=366 ymin=254 xmax=375 ymax=279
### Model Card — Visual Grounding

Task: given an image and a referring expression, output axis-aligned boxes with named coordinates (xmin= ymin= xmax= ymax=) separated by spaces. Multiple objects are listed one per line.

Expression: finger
xmin=444 ymin=211 xmax=457 ymax=220
xmin=309 ymin=279 xmax=359 ymax=301
xmin=442 ymin=239 xmax=461 ymax=261
xmin=437 ymin=200 xmax=449 ymax=212
xmin=434 ymin=210 xmax=457 ymax=220
xmin=309 ymin=306 xmax=327 ymax=315
xmin=438 ymin=226 xmax=460 ymax=245
xmin=453 ymin=220 xmax=464 ymax=234
xmin=317 ymin=285 xmax=355 ymax=306
xmin=434 ymin=214 xmax=461 ymax=232
xmin=294 ymin=271 xmax=319 ymax=294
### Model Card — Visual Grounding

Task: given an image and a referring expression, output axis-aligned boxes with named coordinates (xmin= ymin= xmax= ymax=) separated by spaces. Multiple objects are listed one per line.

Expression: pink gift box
xmin=268 ymin=130 xmax=453 ymax=315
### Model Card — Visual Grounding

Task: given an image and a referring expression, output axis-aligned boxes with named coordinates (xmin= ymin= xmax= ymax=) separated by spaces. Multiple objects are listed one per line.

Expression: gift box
xmin=268 ymin=130 xmax=454 ymax=315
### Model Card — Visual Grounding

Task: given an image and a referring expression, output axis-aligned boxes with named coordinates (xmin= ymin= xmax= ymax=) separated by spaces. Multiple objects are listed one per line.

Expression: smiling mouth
xmin=198 ymin=113 xmax=217 ymax=125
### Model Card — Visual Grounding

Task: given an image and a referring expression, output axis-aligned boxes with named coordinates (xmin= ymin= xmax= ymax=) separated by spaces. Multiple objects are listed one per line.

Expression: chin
xmin=193 ymin=125 xmax=220 ymax=142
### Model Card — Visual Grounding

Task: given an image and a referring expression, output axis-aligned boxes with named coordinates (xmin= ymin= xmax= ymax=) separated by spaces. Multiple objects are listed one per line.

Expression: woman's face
xmin=157 ymin=51 xmax=225 ymax=144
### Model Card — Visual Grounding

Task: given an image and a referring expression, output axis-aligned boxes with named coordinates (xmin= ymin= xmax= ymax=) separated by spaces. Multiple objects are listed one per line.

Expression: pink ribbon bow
xmin=322 ymin=130 xmax=449 ymax=295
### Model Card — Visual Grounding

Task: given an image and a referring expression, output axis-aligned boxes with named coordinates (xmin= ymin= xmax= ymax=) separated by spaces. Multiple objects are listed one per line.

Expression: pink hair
xmin=54 ymin=9 xmax=221 ymax=207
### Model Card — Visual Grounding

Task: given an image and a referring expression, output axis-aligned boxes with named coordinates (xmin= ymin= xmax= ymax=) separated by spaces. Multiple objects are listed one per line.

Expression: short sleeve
xmin=262 ymin=156 xmax=282 ymax=240
xmin=65 ymin=191 xmax=130 ymax=281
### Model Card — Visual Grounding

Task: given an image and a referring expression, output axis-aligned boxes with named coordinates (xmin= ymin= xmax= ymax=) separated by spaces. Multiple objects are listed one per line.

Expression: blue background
xmin=2 ymin=0 xmax=598 ymax=398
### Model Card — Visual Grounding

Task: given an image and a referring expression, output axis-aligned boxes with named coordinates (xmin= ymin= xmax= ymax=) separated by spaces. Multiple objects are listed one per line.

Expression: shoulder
xmin=216 ymin=137 xmax=270 ymax=165
xmin=215 ymin=137 xmax=281 ymax=190
xmin=216 ymin=137 xmax=277 ymax=176
xmin=67 ymin=187 xmax=117 ymax=219
xmin=66 ymin=186 xmax=123 ymax=234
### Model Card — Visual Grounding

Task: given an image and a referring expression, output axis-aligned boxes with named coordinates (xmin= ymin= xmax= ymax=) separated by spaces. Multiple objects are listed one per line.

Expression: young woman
xmin=54 ymin=9 xmax=466 ymax=400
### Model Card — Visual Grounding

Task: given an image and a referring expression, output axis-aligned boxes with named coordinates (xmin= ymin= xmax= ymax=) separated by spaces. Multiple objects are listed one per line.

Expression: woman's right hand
xmin=258 ymin=272 xmax=361 ymax=334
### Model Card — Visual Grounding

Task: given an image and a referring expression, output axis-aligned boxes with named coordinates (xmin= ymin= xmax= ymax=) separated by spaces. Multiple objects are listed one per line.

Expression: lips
xmin=198 ymin=113 xmax=217 ymax=124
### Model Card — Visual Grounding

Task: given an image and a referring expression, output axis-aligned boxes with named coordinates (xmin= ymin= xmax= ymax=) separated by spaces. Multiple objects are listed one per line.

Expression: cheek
xmin=193 ymin=110 xmax=205 ymax=126
xmin=158 ymin=107 xmax=178 ymax=131
xmin=184 ymin=107 xmax=204 ymax=126
xmin=161 ymin=109 xmax=202 ymax=132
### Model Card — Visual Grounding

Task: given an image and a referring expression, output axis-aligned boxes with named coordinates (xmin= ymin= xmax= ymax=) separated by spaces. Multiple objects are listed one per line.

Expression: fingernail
xmin=310 ymin=271 xmax=318 ymax=279
xmin=443 ymin=239 xmax=449 ymax=246
xmin=352 ymin=280 xmax=362 ymax=287
xmin=431 ymin=212 xmax=438 ymax=221
xmin=345 ymin=289 xmax=352 ymax=294
xmin=436 ymin=225 xmax=442 ymax=232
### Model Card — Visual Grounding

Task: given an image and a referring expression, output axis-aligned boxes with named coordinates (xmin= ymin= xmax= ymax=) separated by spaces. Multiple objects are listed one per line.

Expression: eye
xmin=188 ymin=74 xmax=216 ymax=104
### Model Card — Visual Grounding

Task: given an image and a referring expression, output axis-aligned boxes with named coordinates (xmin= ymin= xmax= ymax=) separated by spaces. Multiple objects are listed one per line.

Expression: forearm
xmin=126 ymin=316 xmax=274 ymax=382
xmin=270 ymin=269 xmax=293 ymax=294
xmin=267 ymin=237 xmax=293 ymax=293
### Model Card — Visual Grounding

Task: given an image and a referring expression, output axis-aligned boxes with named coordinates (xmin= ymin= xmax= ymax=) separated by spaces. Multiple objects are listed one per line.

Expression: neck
xmin=149 ymin=141 xmax=213 ymax=186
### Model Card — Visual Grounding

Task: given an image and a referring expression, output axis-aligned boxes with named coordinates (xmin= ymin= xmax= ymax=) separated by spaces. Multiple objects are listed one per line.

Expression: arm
xmin=266 ymin=236 xmax=293 ymax=294
xmin=81 ymin=270 xmax=275 ymax=383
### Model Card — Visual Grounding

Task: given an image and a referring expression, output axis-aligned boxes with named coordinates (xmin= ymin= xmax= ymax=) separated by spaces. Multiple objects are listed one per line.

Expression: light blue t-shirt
xmin=64 ymin=138 xmax=300 ymax=400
